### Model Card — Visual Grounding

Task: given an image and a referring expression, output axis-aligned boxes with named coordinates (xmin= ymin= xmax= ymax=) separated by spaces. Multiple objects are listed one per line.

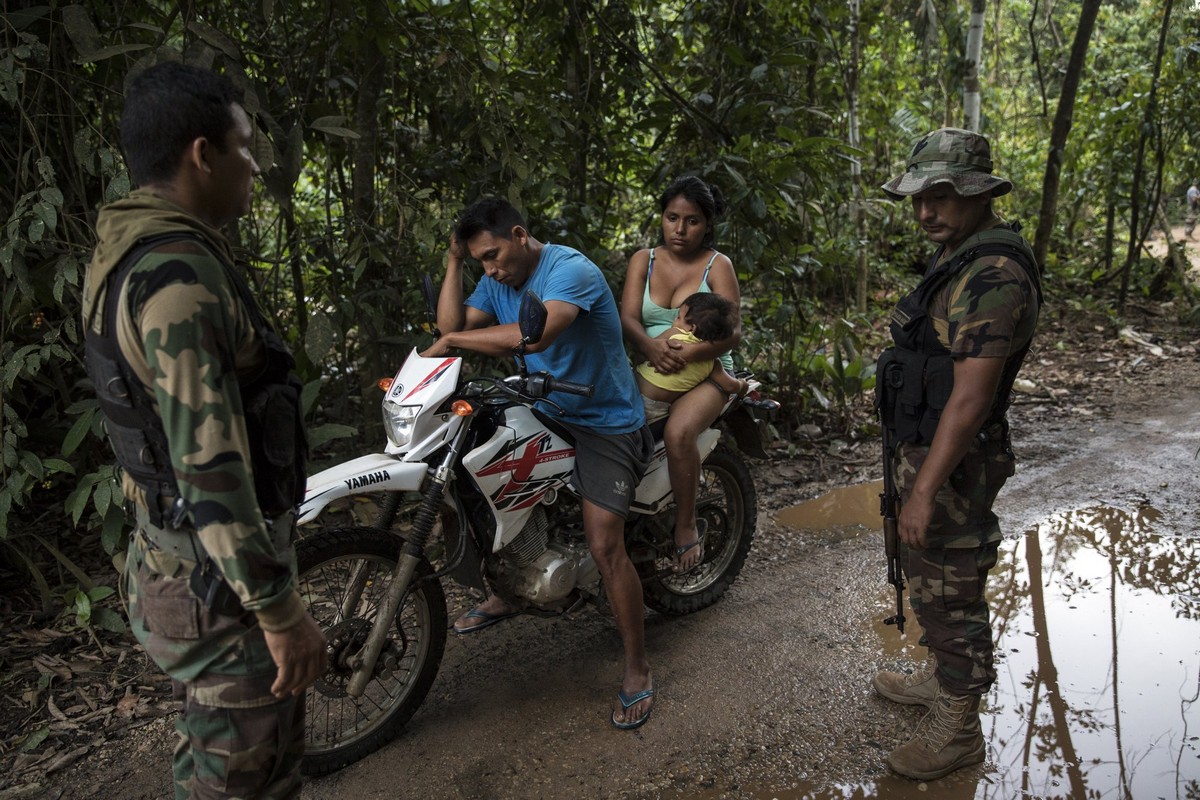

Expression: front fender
xmin=297 ymin=454 xmax=428 ymax=525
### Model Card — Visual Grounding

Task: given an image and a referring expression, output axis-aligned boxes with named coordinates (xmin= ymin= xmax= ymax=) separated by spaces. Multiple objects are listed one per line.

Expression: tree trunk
xmin=351 ymin=35 xmax=383 ymax=223
xmin=1031 ymin=0 xmax=1102 ymax=269
xmin=962 ymin=0 xmax=986 ymax=132
xmin=847 ymin=0 xmax=867 ymax=312
xmin=1103 ymin=197 xmax=1115 ymax=277
xmin=1118 ymin=0 xmax=1174 ymax=312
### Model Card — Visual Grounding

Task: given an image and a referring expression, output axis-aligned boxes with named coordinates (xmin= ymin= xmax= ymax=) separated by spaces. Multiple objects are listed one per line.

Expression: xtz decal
xmin=475 ymin=432 xmax=573 ymax=510
xmin=344 ymin=469 xmax=390 ymax=491
xmin=402 ymin=358 xmax=456 ymax=400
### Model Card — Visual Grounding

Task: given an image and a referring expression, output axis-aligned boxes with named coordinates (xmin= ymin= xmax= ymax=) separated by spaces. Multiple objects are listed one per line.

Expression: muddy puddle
xmin=770 ymin=489 xmax=1200 ymax=799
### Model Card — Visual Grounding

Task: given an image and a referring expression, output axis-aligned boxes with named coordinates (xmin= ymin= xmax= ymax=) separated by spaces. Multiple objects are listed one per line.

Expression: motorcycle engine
xmin=492 ymin=504 xmax=598 ymax=606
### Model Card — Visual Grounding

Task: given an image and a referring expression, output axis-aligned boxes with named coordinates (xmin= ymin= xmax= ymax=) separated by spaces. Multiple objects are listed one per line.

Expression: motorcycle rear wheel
xmin=639 ymin=445 xmax=757 ymax=614
xmin=296 ymin=526 xmax=447 ymax=775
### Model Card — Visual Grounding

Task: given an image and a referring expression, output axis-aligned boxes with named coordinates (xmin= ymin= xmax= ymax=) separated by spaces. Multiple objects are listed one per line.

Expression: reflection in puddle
xmin=775 ymin=501 xmax=1200 ymax=799
xmin=980 ymin=504 xmax=1199 ymax=800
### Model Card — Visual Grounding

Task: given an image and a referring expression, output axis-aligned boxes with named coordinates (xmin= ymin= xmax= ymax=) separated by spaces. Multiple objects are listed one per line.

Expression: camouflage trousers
xmin=125 ymin=526 xmax=304 ymax=799
xmin=894 ymin=422 xmax=1015 ymax=695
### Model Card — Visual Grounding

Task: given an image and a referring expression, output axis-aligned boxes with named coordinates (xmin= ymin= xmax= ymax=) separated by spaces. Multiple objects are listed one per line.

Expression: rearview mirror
xmin=421 ymin=274 xmax=438 ymax=317
xmin=518 ymin=291 xmax=547 ymax=345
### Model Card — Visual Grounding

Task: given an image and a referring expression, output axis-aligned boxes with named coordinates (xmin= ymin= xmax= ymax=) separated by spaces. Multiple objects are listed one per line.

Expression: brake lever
xmin=539 ymin=396 xmax=567 ymax=416
xmin=481 ymin=376 xmax=567 ymax=415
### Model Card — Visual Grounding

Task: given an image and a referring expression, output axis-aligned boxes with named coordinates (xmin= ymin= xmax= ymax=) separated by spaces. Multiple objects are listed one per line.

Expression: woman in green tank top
xmin=619 ymin=176 xmax=742 ymax=572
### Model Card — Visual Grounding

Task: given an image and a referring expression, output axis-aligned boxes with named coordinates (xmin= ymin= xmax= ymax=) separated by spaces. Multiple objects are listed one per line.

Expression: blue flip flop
xmin=611 ymin=681 xmax=656 ymax=730
xmin=453 ymin=607 xmax=519 ymax=635
xmin=674 ymin=519 xmax=708 ymax=568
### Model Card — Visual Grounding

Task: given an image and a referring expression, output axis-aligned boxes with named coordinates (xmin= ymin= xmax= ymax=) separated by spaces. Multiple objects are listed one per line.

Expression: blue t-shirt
xmin=466 ymin=244 xmax=645 ymax=434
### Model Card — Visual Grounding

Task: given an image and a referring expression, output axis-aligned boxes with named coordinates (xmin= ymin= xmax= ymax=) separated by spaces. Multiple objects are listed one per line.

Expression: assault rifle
xmin=879 ymin=422 xmax=906 ymax=634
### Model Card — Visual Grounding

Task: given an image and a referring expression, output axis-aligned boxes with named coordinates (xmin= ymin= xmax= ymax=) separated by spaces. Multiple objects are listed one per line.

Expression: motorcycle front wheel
xmin=639 ymin=445 xmax=757 ymax=614
xmin=296 ymin=526 xmax=447 ymax=776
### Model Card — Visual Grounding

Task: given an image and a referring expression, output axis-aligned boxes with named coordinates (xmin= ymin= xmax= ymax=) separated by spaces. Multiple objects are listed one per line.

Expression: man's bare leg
xmin=583 ymin=499 xmax=653 ymax=726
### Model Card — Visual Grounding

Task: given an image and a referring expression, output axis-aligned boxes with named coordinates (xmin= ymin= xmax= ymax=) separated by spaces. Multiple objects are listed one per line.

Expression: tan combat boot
xmin=872 ymin=655 xmax=938 ymax=708
xmin=886 ymin=683 xmax=985 ymax=780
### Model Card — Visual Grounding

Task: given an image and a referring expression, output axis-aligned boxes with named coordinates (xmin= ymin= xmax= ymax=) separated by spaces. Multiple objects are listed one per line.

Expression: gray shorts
xmin=563 ymin=421 xmax=654 ymax=519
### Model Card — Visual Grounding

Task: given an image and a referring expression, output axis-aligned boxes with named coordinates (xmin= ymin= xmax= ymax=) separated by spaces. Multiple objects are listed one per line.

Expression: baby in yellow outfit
xmin=635 ymin=293 xmax=747 ymax=423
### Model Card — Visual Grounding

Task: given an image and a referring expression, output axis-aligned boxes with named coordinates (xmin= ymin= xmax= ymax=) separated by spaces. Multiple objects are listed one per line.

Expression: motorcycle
xmin=293 ymin=289 xmax=775 ymax=775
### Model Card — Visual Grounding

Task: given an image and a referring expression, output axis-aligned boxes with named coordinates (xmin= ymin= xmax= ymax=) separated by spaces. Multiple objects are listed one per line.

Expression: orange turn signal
xmin=378 ymin=377 xmax=394 ymax=392
xmin=451 ymin=400 xmax=474 ymax=417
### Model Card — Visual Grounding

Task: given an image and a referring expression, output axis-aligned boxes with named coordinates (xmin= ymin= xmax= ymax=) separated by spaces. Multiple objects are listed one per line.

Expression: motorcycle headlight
xmin=383 ymin=403 xmax=421 ymax=448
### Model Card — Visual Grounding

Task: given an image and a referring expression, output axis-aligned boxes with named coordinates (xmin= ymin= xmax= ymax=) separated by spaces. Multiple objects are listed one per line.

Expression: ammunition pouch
xmin=876 ymin=347 xmax=954 ymax=446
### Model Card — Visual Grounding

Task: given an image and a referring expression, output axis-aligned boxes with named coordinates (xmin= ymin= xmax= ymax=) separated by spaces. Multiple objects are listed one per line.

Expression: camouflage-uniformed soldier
xmin=873 ymin=128 xmax=1042 ymax=780
xmin=81 ymin=62 xmax=326 ymax=798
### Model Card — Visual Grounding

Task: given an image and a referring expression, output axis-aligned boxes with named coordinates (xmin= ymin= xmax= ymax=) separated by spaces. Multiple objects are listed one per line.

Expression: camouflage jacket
xmin=83 ymin=189 xmax=304 ymax=631
xmin=927 ymin=221 xmax=1040 ymax=362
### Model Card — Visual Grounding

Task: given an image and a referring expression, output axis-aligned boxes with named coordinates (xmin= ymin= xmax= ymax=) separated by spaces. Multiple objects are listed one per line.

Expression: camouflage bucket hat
xmin=882 ymin=127 xmax=1013 ymax=200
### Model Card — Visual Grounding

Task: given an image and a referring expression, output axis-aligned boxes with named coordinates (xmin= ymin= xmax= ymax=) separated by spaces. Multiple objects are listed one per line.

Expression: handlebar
xmin=464 ymin=372 xmax=594 ymax=412
xmin=534 ymin=374 xmax=593 ymax=398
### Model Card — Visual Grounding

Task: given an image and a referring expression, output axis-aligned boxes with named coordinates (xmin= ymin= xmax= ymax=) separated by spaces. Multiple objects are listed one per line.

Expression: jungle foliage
xmin=1 ymin=1 xmax=1197 ymax=605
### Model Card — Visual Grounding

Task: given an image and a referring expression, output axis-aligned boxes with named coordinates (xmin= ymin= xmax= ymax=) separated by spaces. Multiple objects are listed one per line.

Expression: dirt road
xmin=296 ymin=354 xmax=1200 ymax=799
xmin=24 ymin=311 xmax=1199 ymax=800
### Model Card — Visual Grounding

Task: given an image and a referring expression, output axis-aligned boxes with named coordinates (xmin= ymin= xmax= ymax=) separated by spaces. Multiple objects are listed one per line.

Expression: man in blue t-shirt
xmin=422 ymin=198 xmax=657 ymax=730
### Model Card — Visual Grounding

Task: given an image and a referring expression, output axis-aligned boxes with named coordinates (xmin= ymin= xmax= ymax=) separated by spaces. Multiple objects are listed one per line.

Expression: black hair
xmin=454 ymin=197 xmax=526 ymax=244
xmin=681 ymin=292 xmax=735 ymax=342
xmin=658 ymin=176 xmax=727 ymax=247
xmin=120 ymin=61 xmax=242 ymax=186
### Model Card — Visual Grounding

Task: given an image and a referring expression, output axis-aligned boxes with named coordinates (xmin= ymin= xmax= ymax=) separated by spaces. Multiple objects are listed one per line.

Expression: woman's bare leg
xmin=663 ymin=383 xmax=726 ymax=571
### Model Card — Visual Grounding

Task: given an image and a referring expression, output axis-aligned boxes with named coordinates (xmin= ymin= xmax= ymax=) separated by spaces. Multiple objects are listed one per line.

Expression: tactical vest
xmin=85 ymin=234 xmax=308 ymax=527
xmin=876 ymin=224 xmax=1043 ymax=446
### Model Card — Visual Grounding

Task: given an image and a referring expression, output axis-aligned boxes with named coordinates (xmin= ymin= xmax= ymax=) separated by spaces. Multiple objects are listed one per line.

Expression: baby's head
xmin=679 ymin=292 xmax=735 ymax=343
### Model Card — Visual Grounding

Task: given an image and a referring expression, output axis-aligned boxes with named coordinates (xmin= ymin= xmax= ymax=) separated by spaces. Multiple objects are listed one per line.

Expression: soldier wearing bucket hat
xmin=881 ymin=127 xmax=1013 ymax=200
xmin=872 ymin=127 xmax=1042 ymax=781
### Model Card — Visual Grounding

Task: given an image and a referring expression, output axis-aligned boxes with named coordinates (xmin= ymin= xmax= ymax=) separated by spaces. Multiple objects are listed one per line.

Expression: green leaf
xmin=311 ymin=116 xmax=361 ymax=139
xmin=33 ymin=200 xmax=58 ymax=232
xmin=304 ymin=312 xmax=336 ymax=367
xmin=17 ymin=725 xmax=50 ymax=753
xmin=27 ymin=217 xmax=44 ymax=243
xmin=100 ymin=501 xmax=126 ymax=556
xmin=64 ymin=475 xmax=97 ymax=525
xmin=2 ymin=348 xmax=28 ymax=389
xmin=87 ymin=585 xmax=115 ymax=602
xmin=42 ymin=458 xmax=74 ymax=475
xmin=79 ymin=43 xmax=149 ymax=63
xmin=62 ymin=408 xmax=94 ymax=455
xmin=93 ymin=476 xmax=112 ymax=517
xmin=73 ymin=589 xmax=92 ymax=623
xmin=301 ymin=379 xmax=321 ymax=416
xmin=18 ymin=450 xmax=43 ymax=480
xmin=91 ymin=606 xmax=126 ymax=633
xmin=188 ymin=19 xmax=241 ymax=61
xmin=61 ymin=5 xmax=101 ymax=59
xmin=105 ymin=171 xmax=130 ymax=203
